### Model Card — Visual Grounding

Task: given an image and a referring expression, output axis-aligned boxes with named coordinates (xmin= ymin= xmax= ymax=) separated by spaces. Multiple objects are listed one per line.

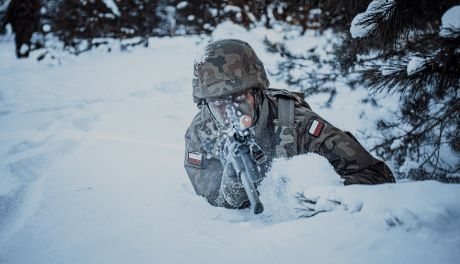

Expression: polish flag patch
xmin=308 ymin=119 xmax=324 ymax=137
xmin=188 ymin=152 xmax=202 ymax=166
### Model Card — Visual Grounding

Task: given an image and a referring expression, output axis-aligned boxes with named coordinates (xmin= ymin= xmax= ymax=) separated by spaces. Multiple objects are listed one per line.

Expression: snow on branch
xmin=0 ymin=0 xmax=11 ymax=11
xmin=406 ymin=56 xmax=428 ymax=76
xmin=102 ymin=0 xmax=120 ymax=17
xmin=440 ymin=5 xmax=460 ymax=38
xmin=350 ymin=0 xmax=395 ymax=38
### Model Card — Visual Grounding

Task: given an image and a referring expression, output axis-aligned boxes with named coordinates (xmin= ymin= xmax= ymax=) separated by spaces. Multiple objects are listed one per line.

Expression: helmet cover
xmin=193 ymin=39 xmax=270 ymax=104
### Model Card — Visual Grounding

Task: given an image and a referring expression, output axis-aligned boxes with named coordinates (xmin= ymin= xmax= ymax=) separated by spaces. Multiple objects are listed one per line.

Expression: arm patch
xmin=187 ymin=151 xmax=203 ymax=167
xmin=308 ymin=119 xmax=324 ymax=137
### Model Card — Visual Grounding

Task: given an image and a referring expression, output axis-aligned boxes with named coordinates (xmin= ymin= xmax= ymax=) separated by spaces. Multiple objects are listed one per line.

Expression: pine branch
xmin=351 ymin=0 xmax=460 ymax=51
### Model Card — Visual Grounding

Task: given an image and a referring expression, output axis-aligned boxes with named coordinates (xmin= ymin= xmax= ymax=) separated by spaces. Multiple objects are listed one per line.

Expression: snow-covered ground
xmin=1 ymin=23 xmax=459 ymax=264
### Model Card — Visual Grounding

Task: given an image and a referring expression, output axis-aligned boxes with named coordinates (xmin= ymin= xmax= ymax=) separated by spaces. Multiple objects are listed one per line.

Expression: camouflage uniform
xmin=184 ymin=39 xmax=395 ymax=209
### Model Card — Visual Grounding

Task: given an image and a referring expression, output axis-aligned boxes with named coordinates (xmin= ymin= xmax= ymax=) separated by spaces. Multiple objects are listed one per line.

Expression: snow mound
xmin=259 ymin=153 xmax=343 ymax=222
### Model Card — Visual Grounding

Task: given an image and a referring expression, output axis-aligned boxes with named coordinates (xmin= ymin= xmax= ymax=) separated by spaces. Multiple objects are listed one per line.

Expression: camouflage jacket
xmin=184 ymin=89 xmax=395 ymax=208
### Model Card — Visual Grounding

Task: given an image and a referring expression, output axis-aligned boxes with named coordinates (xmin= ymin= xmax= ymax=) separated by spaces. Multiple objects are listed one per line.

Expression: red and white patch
xmin=188 ymin=152 xmax=202 ymax=166
xmin=308 ymin=120 xmax=324 ymax=137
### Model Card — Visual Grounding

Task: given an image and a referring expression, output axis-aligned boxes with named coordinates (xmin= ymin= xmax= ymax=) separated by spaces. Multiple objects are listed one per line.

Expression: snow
xmin=380 ymin=67 xmax=399 ymax=76
xmin=224 ymin=5 xmax=242 ymax=13
xmin=1 ymin=22 xmax=460 ymax=264
xmin=102 ymin=0 xmax=120 ymax=16
xmin=399 ymin=159 xmax=421 ymax=175
xmin=42 ymin=24 xmax=51 ymax=33
xmin=350 ymin=0 xmax=395 ymax=38
xmin=176 ymin=1 xmax=188 ymax=9
xmin=406 ymin=56 xmax=427 ymax=76
xmin=260 ymin=154 xmax=343 ymax=222
xmin=19 ymin=43 xmax=29 ymax=54
xmin=440 ymin=5 xmax=460 ymax=37
xmin=0 ymin=0 xmax=10 ymax=11
xmin=194 ymin=44 xmax=211 ymax=67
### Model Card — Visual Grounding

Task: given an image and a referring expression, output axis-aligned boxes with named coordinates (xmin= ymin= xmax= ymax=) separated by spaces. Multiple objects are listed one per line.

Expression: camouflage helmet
xmin=193 ymin=39 xmax=270 ymax=104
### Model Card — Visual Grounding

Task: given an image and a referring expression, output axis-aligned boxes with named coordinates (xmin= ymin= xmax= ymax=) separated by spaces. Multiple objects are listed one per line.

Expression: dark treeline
xmin=0 ymin=0 xmax=322 ymax=55
xmin=1 ymin=0 xmax=459 ymax=182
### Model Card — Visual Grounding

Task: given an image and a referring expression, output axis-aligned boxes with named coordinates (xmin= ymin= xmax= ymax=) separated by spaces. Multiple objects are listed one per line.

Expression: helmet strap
xmin=252 ymin=88 xmax=263 ymax=125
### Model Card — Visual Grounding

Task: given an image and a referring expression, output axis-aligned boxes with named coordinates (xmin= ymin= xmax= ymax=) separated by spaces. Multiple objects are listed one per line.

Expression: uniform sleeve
xmin=184 ymin=123 xmax=224 ymax=206
xmin=184 ymin=112 xmax=253 ymax=209
xmin=298 ymin=107 xmax=395 ymax=185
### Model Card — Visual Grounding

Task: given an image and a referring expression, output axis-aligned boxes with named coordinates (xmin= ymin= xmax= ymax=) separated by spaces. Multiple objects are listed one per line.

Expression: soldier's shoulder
xmin=186 ymin=108 xmax=221 ymax=158
xmin=186 ymin=111 xmax=203 ymax=136
xmin=264 ymin=88 xmax=311 ymax=109
xmin=264 ymin=88 xmax=320 ymax=125
xmin=190 ymin=110 xmax=203 ymax=126
xmin=186 ymin=108 xmax=216 ymax=138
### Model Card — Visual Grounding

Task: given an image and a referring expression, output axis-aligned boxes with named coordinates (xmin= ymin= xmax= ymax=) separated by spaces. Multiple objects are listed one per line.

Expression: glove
xmin=217 ymin=160 xmax=249 ymax=209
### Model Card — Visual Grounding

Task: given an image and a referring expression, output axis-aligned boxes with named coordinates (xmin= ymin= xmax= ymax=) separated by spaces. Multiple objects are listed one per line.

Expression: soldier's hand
xmin=218 ymin=162 xmax=249 ymax=208
xmin=296 ymin=193 xmax=343 ymax=218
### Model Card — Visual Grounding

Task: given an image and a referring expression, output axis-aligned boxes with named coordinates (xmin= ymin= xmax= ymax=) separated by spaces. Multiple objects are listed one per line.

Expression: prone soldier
xmin=184 ymin=39 xmax=395 ymax=210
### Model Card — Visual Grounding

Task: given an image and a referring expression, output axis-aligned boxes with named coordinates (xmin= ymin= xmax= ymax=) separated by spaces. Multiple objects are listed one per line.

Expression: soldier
xmin=184 ymin=39 xmax=395 ymax=209
xmin=2 ymin=0 xmax=40 ymax=58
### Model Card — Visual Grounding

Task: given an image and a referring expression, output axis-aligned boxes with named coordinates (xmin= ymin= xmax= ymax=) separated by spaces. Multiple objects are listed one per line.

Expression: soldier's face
xmin=207 ymin=90 xmax=256 ymax=128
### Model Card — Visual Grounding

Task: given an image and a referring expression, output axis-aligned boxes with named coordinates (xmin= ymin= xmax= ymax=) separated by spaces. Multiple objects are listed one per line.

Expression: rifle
xmin=221 ymin=106 xmax=267 ymax=214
